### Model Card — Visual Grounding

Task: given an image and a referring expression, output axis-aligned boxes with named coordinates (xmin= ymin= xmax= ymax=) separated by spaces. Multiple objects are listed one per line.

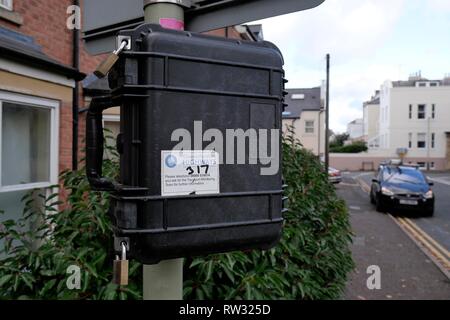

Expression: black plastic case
xmin=87 ymin=24 xmax=287 ymax=264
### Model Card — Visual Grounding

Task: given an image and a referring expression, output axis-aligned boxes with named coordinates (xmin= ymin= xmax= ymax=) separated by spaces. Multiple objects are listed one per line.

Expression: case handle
xmin=86 ymin=95 xmax=118 ymax=191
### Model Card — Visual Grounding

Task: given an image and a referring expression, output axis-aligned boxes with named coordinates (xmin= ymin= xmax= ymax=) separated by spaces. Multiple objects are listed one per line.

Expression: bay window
xmin=0 ymin=91 xmax=59 ymax=235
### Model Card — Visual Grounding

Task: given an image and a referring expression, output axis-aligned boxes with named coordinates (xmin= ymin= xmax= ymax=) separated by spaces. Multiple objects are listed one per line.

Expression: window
xmin=417 ymin=133 xmax=426 ymax=149
xmin=382 ymin=167 xmax=426 ymax=183
xmin=417 ymin=104 xmax=426 ymax=119
xmin=431 ymin=133 xmax=435 ymax=149
xmin=305 ymin=120 xmax=314 ymax=134
xmin=103 ymin=115 xmax=120 ymax=159
xmin=0 ymin=92 xmax=58 ymax=256
xmin=432 ymin=104 xmax=435 ymax=119
xmin=418 ymin=82 xmax=426 ymax=87
xmin=0 ymin=0 xmax=12 ymax=11
xmin=430 ymin=82 xmax=439 ymax=87
xmin=409 ymin=104 xmax=412 ymax=119
xmin=417 ymin=162 xmax=426 ymax=170
xmin=0 ymin=91 xmax=59 ymax=192
xmin=292 ymin=94 xmax=305 ymax=100
xmin=408 ymin=133 xmax=412 ymax=148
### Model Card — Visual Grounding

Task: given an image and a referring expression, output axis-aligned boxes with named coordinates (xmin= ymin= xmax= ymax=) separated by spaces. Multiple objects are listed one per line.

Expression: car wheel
xmin=375 ymin=195 xmax=386 ymax=213
xmin=370 ymin=189 xmax=375 ymax=204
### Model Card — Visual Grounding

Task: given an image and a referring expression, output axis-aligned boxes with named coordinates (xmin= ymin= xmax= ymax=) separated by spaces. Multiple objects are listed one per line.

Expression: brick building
xmin=0 ymin=1 xmax=261 ymax=223
xmin=0 ymin=0 xmax=97 ymax=222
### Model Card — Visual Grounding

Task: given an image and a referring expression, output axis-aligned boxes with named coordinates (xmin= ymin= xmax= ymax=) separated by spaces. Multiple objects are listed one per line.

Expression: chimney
xmin=408 ymin=71 xmax=423 ymax=81
xmin=443 ymin=73 xmax=450 ymax=85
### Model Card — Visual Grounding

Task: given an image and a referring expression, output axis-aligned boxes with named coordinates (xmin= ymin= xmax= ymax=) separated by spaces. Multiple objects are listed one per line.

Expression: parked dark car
xmin=370 ymin=165 xmax=434 ymax=216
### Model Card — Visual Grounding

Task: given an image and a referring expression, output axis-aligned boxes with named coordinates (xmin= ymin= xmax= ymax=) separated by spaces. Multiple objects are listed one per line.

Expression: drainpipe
xmin=142 ymin=0 xmax=191 ymax=301
xmin=72 ymin=0 xmax=80 ymax=170
xmin=318 ymin=109 xmax=323 ymax=158
xmin=325 ymin=54 xmax=330 ymax=172
xmin=427 ymin=116 xmax=431 ymax=170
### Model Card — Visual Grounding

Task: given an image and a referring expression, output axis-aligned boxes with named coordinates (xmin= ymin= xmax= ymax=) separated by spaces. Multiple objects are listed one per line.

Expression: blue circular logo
xmin=165 ymin=155 xmax=177 ymax=168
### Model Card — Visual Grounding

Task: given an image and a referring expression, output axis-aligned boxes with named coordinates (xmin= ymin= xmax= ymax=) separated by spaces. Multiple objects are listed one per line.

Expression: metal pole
xmin=143 ymin=0 xmax=191 ymax=30
xmin=142 ymin=0 xmax=190 ymax=301
xmin=427 ymin=116 xmax=431 ymax=171
xmin=72 ymin=0 xmax=80 ymax=170
xmin=143 ymin=259 xmax=184 ymax=300
xmin=325 ymin=54 xmax=330 ymax=172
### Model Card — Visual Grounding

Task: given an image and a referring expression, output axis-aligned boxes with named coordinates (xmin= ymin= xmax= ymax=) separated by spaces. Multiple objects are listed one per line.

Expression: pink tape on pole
xmin=159 ymin=18 xmax=185 ymax=31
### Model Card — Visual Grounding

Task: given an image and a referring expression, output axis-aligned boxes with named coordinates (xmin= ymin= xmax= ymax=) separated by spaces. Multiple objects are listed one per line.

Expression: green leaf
xmin=40 ymin=279 xmax=57 ymax=296
xmin=21 ymin=274 xmax=35 ymax=290
xmin=205 ymin=261 xmax=214 ymax=282
xmin=0 ymin=274 xmax=13 ymax=287
xmin=222 ymin=266 xmax=235 ymax=283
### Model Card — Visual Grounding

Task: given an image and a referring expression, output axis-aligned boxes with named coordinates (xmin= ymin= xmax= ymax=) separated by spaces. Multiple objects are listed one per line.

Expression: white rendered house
xmin=370 ymin=75 xmax=450 ymax=170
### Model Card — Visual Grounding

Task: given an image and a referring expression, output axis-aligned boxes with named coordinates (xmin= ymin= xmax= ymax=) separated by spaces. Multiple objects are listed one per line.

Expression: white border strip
xmin=0 ymin=57 xmax=75 ymax=88
xmin=0 ymin=90 xmax=59 ymax=193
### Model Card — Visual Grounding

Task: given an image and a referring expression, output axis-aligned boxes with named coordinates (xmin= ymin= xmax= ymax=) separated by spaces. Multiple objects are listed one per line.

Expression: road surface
xmin=338 ymin=173 xmax=450 ymax=300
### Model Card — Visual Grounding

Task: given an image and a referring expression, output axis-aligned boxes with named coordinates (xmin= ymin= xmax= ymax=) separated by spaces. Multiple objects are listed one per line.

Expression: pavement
xmin=358 ymin=172 xmax=450 ymax=255
xmin=338 ymin=172 xmax=450 ymax=300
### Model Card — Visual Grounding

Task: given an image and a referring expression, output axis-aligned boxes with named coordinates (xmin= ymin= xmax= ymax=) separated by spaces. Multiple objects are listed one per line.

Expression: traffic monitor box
xmin=86 ymin=24 xmax=287 ymax=264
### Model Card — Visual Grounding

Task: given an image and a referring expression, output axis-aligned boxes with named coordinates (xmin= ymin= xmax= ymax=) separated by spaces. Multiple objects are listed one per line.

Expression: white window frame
xmin=0 ymin=0 xmax=13 ymax=11
xmin=304 ymin=120 xmax=314 ymax=134
xmin=417 ymin=162 xmax=426 ymax=170
xmin=0 ymin=91 xmax=59 ymax=193
xmin=417 ymin=104 xmax=426 ymax=119
xmin=292 ymin=94 xmax=305 ymax=100
xmin=102 ymin=114 xmax=120 ymax=125
xmin=417 ymin=133 xmax=426 ymax=149
xmin=417 ymin=82 xmax=427 ymax=87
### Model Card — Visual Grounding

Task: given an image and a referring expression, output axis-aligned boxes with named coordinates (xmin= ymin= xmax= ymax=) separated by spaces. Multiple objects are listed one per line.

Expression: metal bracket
xmin=117 ymin=35 xmax=132 ymax=51
xmin=144 ymin=0 xmax=192 ymax=9
xmin=114 ymin=236 xmax=130 ymax=252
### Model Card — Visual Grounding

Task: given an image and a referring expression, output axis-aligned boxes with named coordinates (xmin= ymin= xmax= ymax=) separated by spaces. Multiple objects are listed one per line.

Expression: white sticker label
xmin=161 ymin=150 xmax=220 ymax=196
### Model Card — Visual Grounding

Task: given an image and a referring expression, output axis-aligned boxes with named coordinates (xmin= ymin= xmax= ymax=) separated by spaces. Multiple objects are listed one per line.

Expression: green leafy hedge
xmin=0 ymin=133 xmax=353 ymax=300
xmin=0 ymin=135 xmax=142 ymax=300
xmin=183 ymin=133 xmax=354 ymax=299
xmin=330 ymin=141 xmax=368 ymax=153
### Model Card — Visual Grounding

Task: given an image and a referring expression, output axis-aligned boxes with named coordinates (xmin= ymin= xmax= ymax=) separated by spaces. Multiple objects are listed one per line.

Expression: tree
xmin=330 ymin=133 xmax=350 ymax=149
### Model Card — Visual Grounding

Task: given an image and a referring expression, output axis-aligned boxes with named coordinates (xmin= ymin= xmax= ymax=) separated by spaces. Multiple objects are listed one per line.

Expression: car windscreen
xmin=382 ymin=168 xmax=426 ymax=185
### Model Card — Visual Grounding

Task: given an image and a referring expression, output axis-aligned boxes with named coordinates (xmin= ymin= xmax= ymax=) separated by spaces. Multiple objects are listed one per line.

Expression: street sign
xmin=83 ymin=0 xmax=326 ymax=54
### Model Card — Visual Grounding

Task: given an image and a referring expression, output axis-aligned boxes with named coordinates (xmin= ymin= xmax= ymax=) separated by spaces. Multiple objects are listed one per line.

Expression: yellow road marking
xmin=396 ymin=217 xmax=450 ymax=269
xmin=356 ymin=178 xmax=371 ymax=193
xmin=401 ymin=217 xmax=450 ymax=259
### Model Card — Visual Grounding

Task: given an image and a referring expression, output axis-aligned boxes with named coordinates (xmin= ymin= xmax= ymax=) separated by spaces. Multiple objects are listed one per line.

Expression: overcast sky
xmin=252 ymin=0 xmax=450 ymax=133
